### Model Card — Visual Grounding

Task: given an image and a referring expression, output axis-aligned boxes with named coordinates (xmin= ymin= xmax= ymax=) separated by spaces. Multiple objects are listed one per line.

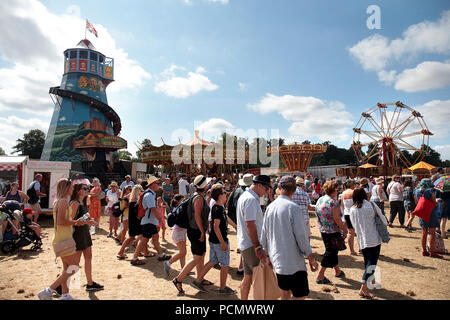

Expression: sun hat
xmin=417 ymin=178 xmax=434 ymax=190
xmin=296 ymin=177 xmax=305 ymax=185
xmin=253 ymin=175 xmax=271 ymax=187
xmin=147 ymin=175 xmax=160 ymax=186
xmin=360 ymin=178 xmax=369 ymax=185
xmin=375 ymin=177 xmax=384 ymax=184
xmin=109 ymin=181 xmax=119 ymax=188
xmin=239 ymin=173 xmax=254 ymax=187
xmin=194 ymin=175 xmax=212 ymax=189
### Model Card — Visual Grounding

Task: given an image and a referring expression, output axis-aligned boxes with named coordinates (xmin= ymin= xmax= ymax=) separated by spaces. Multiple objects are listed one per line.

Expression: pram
xmin=0 ymin=200 xmax=42 ymax=254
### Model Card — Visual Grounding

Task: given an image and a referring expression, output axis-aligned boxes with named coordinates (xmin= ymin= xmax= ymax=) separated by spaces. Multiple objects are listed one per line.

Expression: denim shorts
xmin=209 ymin=241 xmax=230 ymax=267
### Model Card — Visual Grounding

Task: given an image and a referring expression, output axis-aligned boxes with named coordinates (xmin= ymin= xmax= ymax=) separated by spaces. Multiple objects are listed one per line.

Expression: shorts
xmin=241 ymin=246 xmax=260 ymax=275
xmin=209 ymin=241 xmax=230 ymax=267
xmin=142 ymin=223 xmax=158 ymax=239
xmin=276 ymin=270 xmax=310 ymax=298
xmin=27 ymin=202 xmax=41 ymax=214
xmin=404 ymin=200 xmax=416 ymax=213
xmin=344 ymin=215 xmax=353 ymax=230
xmin=172 ymin=226 xmax=187 ymax=243
xmin=187 ymin=228 xmax=206 ymax=256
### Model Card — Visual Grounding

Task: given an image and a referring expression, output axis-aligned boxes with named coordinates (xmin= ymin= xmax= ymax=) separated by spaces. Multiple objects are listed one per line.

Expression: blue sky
xmin=1 ymin=0 xmax=449 ymax=160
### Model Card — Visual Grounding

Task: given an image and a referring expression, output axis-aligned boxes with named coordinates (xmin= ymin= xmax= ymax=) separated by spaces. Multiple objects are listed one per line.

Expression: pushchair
xmin=0 ymin=200 xmax=42 ymax=254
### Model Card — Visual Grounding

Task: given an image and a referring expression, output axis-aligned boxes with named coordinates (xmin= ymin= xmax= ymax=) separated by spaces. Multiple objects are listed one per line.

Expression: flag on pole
xmin=86 ymin=19 xmax=98 ymax=37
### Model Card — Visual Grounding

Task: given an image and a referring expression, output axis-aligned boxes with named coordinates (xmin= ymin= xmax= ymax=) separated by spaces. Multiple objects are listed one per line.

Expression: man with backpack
xmin=130 ymin=175 xmax=171 ymax=266
xmin=172 ymin=175 xmax=212 ymax=295
xmin=26 ymin=174 xmax=47 ymax=223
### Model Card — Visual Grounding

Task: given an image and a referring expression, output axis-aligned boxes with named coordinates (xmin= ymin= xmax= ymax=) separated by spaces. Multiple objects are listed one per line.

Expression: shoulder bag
xmin=369 ymin=201 xmax=390 ymax=243
xmin=52 ymin=200 xmax=76 ymax=259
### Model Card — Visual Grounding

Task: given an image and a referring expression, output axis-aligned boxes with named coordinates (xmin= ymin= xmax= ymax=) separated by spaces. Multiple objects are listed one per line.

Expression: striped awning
xmin=0 ymin=164 xmax=19 ymax=171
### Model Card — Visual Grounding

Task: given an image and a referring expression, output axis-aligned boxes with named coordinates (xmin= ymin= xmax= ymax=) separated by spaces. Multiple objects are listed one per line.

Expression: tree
xmin=118 ymin=150 xmax=132 ymax=161
xmin=301 ymin=140 xmax=311 ymax=145
xmin=0 ymin=147 xmax=6 ymax=156
xmin=12 ymin=129 xmax=46 ymax=159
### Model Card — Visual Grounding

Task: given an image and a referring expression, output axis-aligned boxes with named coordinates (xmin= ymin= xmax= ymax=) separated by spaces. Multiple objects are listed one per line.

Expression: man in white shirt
xmin=260 ymin=176 xmax=318 ymax=300
xmin=386 ymin=175 xmax=405 ymax=228
xmin=178 ymin=175 xmax=189 ymax=196
xmin=120 ymin=175 xmax=135 ymax=190
xmin=236 ymin=175 xmax=271 ymax=300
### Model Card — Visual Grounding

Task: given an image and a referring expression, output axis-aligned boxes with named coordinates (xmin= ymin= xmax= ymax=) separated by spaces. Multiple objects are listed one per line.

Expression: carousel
xmin=138 ymin=131 xmax=328 ymax=177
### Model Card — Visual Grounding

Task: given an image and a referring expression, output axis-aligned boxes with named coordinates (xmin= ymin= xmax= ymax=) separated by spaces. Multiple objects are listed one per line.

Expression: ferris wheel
xmin=352 ymin=101 xmax=433 ymax=170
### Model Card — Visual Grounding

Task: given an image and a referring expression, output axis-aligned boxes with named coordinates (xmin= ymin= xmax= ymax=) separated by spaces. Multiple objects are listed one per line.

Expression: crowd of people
xmin=1 ymin=168 xmax=448 ymax=300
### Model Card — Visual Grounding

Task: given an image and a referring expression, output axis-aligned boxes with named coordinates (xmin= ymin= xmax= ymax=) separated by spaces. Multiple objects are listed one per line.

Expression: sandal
xmin=172 ymin=278 xmax=185 ymax=295
xmin=201 ymin=279 xmax=214 ymax=286
xmin=117 ymin=254 xmax=127 ymax=260
xmin=430 ymin=253 xmax=443 ymax=259
xmin=359 ymin=291 xmax=374 ymax=299
xmin=315 ymin=277 xmax=332 ymax=285
xmin=130 ymin=259 xmax=145 ymax=266
xmin=143 ymin=253 xmax=156 ymax=258
xmin=335 ymin=271 xmax=345 ymax=278
xmin=422 ymin=251 xmax=430 ymax=257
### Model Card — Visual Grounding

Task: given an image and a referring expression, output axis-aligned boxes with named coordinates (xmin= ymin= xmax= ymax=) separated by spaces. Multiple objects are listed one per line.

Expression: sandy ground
xmin=0 ymin=205 xmax=449 ymax=301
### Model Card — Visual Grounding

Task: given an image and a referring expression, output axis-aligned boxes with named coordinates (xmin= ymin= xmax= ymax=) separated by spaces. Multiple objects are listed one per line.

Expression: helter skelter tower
xmin=41 ymin=39 xmax=127 ymax=173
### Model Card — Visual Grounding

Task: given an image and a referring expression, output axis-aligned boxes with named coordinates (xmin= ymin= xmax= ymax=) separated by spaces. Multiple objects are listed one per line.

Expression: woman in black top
xmin=70 ymin=183 xmax=103 ymax=292
xmin=117 ymin=185 xmax=144 ymax=259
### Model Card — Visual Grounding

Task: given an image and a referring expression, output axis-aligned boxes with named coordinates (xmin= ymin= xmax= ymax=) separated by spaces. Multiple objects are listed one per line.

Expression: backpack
xmin=26 ymin=181 xmax=38 ymax=205
xmin=167 ymin=197 xmax=191 ymax=229
xmin=137 ymin=190 xmax=151 ymax=219
xmin=111 ymin=201 xmax=122 ymax=217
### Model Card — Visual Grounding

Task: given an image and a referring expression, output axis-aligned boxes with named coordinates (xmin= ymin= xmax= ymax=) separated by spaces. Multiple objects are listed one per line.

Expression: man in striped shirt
xmin=292 ymin=177 xmax=316 ymax=239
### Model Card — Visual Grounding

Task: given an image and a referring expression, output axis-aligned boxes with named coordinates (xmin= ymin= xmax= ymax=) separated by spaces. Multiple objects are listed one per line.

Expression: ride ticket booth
xmin=0 ymin=156 xmax=71 ymax=214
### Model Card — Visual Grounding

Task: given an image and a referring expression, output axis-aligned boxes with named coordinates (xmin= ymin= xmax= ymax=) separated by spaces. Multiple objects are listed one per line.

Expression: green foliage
xmin=118 ymin=150 xmax=132 ymax=161
xmin=0 ymin=147 xmax=6 ymax=156
xmin=12 ymin=129 xmax=46 ymax=159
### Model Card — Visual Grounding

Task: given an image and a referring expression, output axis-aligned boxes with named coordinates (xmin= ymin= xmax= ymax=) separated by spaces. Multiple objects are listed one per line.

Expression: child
xmin=195 ymin=185 xmax=236 ymax=295
xmin=164 ymin=195 xmax=187 ymax=277
xmin=157 ymin=197 xmax=168 ymax=242
xmin=22 ymin=208 xmax=42 ymax=239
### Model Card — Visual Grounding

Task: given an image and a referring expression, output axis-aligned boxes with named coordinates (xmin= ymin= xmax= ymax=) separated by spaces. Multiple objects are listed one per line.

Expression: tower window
xmin=79 ymin=50 xmax=88 ymax=59
xmin=90 ymin=52 xmax=97 ymax=61
xmin=69 ymin=50 xmax=77 ymax=59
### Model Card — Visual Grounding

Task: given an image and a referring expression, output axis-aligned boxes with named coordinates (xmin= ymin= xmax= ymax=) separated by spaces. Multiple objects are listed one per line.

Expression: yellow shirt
xmin=52 ymin=204 xmax=76 ymax=257
xmin=120 ymin=199 xmax=129 ymax=217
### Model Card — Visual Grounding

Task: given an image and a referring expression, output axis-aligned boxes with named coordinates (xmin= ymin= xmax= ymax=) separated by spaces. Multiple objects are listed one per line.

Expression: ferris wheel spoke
xmin=359 ymin=130 xmax=382 ymax=141
xmin=395 ymin=131 xmax=423 ymax=140
xmin=395 ymin=139 xmax=421 ymax=152
xmin=391 ymin=114 xmax=415 ymax=137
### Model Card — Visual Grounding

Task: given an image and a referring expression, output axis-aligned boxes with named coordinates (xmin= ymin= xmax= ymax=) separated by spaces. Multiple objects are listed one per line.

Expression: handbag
xmin=330 ymin=234 xmax=346 ymax=251
xmin=95 ymin=190 xmax=105 ymax=200
xmin=252 ymin=262 xmax=281 ymax=300
xmin=370 ymin=201 xmax=390 ymax=243
xmin=411 ymin=191 xmax=436 ymax=223
xmin=52 ymin=201 xmax=76 ymax=259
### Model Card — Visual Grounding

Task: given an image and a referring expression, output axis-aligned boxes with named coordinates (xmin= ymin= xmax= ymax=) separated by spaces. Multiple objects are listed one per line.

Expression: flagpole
xmin=85 ymin=18 xmax=87 ymax=40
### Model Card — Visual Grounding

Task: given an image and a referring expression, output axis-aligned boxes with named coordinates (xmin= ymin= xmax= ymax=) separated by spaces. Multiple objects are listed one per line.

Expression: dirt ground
xmin=0 ymin=205 xmax=449 ymax=301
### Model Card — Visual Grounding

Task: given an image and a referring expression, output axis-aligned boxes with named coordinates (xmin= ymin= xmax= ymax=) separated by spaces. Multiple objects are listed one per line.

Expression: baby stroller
xmin=0 ymin=200 xmax=42 ymax=254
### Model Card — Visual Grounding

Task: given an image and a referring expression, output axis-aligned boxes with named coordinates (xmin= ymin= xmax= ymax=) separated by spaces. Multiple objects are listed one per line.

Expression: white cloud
xmin=208 ymin=0 xmax=229 ymax=4
xmin=195 ymin=118 xmax=234 ymax=141
xmin=248 ymin=94 xmax=353 ymax=143
xmin=238 ymin=82 xmax=248 ymax=92
xmin=0 ymin=0 xmax=151 ymax=115
xmin=394 ymin=61 xmax=450 ymax=92
xmin=0 ymin=115 xmax=51 ymax=154
xmin=414 ymin=100 xmax=450 ymax=142
xmin=349 ymin=10 xmax=450 ymax=92
xmin=434 ymin=145 xmax=450 ymax=161
xmin=154 ymin=65 xmax=218 ymax=98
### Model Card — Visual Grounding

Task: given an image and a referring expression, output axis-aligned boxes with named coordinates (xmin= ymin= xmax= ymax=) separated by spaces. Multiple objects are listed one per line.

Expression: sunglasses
xmin=82 ymin=187 xmax=90 ymax=191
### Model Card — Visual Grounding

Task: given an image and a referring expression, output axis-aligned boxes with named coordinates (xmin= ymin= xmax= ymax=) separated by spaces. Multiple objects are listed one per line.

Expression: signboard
xmin=104 ymin=66 xmax=113 ymax=78
xmin=90 ymin=61 xmax=98 ymax=73
xmin=100 ymin=136 xmax=127 ymax=148
xmin=79 ymin=60 xmax=88 ymax=71
xmin=70 ymin=60 xmax=77 ymax=71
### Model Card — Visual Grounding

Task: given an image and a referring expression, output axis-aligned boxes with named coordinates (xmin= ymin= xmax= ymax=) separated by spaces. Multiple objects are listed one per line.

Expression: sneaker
xmin=236 ymin=269 xmax=244 ymax=276
xmin=164 ymin=261 xmax=171 ymax=277
xmin=60 ymin=293 xmax=77 ymax=300
xmin=213 ymin=263 xmax=221 ymax=270
xmin=86 ymin=281 xmax=104 ymax=292
xmin=38 ymin=288 xmax=53 ymax=300
xmin=53 ymin=285 xmax=62 ymax=297
xmin=191 ymin=280 xmax=207 ymax=293
xmin=219 ymin=286 xmax=237 ymax=295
